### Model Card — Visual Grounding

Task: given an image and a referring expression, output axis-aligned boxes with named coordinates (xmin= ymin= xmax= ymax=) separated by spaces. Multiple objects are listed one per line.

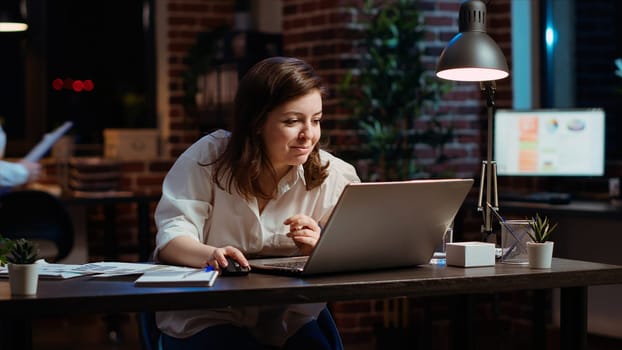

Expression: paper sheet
xmin=24 ymin=121 xmax=73 ymax=162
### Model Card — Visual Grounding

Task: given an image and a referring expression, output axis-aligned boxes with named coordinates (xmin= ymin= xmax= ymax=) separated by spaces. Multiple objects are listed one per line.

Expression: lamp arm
xmin=481 ymin=81 xmax=499 ymax=208
xmin=477 ymin=81 xmax=499 ymax=241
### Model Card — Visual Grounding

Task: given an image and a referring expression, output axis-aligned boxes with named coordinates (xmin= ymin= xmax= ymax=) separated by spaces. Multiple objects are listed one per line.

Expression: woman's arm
xmin=157 ymin=235 xmax=214 ymax=268
xmin=159 ymin=236 xmax=249 ymax=270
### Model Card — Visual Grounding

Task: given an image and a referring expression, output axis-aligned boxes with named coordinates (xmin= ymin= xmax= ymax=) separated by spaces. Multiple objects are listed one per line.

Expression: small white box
xmin=104 ymin=129 xmax=159 ymax=160
xmin=446 ymin=242 xmax=496 ymax=267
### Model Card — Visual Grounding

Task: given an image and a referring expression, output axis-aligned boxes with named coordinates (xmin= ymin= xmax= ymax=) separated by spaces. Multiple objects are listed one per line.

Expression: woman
xmin=154 ymin=56 xmax=360 ymax=349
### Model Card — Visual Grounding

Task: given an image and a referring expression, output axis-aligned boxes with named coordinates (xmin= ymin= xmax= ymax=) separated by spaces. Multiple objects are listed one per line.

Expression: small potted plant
xmin=1 ymin=237 xmax=40 ymax=295
xmin=526 ymin=213 xmax=558 ymax=269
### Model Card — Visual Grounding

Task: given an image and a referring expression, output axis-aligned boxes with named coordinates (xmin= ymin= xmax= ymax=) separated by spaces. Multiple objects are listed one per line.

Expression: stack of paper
xmin=0 ymin=260 xmax=99 ymax=280
xmin=1 ymin=261 xmax=219 ymax=287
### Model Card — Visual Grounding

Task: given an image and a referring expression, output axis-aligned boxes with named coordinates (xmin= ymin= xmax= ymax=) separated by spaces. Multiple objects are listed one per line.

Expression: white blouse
xmin=154 ymin=129 xmax=360 ymax=346
xmin=0 ymin=124 xmax=28 ymax=188
xmin=0 ymin=161 xmax=28 ymax=187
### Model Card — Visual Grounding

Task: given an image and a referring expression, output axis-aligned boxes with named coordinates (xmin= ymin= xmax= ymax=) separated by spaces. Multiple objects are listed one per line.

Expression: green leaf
xmin=0 ymin=235 xmax=16 ymax=267
xmin=6 ymin=238 xmax=39 ymax=265
xmin=528 ymin=213 xmax=558 ymax=243
xmin=338 ymin=0 xmax=454 ymax=180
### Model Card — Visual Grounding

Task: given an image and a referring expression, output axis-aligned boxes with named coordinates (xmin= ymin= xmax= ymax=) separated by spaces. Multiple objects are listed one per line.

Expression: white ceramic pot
xmin=527 ymin=241 xmax=555 ymax=269
xmin=8 ymin=263 xmax=39 ymax=296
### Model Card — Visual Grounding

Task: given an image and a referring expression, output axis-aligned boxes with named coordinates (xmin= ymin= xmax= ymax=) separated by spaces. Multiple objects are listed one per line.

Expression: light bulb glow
xmin=0 ymin=22 xmax=28 ymax=32
xmin=436 ymin=68 xmax=509 ymax=82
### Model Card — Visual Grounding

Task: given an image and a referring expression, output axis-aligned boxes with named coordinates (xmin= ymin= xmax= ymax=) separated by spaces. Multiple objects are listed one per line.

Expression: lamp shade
xmin=0 ymin=0 xmax=28 ymax=32
xmin=436 ymin=0 xmax=508 ymax=82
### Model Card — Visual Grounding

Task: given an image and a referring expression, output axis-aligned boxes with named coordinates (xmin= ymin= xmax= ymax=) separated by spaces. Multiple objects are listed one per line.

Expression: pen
xmin=487 ymin=203 xmax=527 ymax=259
xmin=487 ymin=203 xmax=520 ymax=241
xmin=181 ymin=267 xmax=213 ymax=279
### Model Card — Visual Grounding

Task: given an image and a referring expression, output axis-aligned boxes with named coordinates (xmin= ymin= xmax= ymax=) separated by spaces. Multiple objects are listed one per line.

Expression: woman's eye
xmin=284 ymin=119 xmax=298 ymax=125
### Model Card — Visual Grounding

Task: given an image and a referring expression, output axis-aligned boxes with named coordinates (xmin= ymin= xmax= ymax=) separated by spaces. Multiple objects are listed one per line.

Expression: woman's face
xmin=261 ymin=90 xmax=322 ymax=177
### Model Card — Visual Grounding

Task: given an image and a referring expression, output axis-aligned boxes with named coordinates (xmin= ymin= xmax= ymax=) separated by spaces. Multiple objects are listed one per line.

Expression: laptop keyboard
xmin=262 ymin=256 xmax=308 ymax=270
xmin=265 ymin=260 xmax=306 ymax=269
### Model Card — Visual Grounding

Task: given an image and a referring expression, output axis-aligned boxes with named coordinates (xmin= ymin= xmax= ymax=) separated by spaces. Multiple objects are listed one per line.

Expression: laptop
xmin=249 ymin=178 xmax=474 ymax=276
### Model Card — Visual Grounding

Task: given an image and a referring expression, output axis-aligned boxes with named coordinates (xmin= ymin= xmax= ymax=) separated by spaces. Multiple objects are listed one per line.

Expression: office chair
xmin=138 ymin=306 xmax=344 ymax=350
xmin=0 ymin=189 xmax=74 ymax=262
xmin=137 ymin=311 xmax=161 ymax=350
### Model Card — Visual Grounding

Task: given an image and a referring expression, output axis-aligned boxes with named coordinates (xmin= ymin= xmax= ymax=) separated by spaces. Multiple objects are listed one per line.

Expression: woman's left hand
xmin=284 ymin=214 xmax=321 ymax=255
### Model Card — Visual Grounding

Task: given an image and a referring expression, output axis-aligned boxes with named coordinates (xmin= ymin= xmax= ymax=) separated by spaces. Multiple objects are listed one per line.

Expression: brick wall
xmin=165 ymin=0 xmax=234 ymax=157
xmin=278 ymin=0 xmax=514 ymax=182
xmin=123 ymin=0 xmax=508 ymax=190
xmin=157 ymin=0 xmax=514 ymax=182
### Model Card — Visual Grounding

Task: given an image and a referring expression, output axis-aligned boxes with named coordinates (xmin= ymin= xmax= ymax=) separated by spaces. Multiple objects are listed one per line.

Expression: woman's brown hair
xmin=210 ymin=56 xmax=329 ymax=200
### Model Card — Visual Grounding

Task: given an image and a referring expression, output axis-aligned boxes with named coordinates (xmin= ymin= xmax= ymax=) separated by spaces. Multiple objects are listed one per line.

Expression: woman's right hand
xmin=207 ymin=246 xmax=249 ymax=270
xmin=158 ymin=236 xmax=248 ymax=270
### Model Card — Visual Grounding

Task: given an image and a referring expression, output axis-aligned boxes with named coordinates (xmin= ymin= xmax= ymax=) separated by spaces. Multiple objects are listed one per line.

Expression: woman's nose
xmin=299 ymin=122 xmax=312 ymax=138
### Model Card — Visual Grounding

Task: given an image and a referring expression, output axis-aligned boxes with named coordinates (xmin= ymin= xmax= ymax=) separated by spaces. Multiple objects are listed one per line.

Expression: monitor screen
xmin=494 ymin=108 xmax=605 ymax=176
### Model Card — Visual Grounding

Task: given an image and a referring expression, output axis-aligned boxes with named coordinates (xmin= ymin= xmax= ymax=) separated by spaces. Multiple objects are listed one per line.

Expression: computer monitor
xmin=494 ymin=108 xmax=605 ymax=177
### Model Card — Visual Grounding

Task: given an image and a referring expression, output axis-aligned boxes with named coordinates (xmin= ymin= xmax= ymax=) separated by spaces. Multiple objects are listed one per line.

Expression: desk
xmin=1 ymin=258 xmax=622 ymax=350
xmin=497 ymin=200 xmax=622 ymax=338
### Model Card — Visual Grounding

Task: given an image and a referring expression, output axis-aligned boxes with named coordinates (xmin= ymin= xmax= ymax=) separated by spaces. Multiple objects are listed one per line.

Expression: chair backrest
xmin=0 ymin=189 xmax=74 ymax=262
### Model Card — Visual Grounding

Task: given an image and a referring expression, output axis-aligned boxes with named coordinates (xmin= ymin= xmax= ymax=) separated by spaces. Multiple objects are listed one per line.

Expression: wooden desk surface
xmin=2 ymin=258 xmax=621 ymax=317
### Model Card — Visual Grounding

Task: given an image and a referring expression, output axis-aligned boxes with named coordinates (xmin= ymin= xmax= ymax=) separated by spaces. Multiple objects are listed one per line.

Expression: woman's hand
xmin=284 ymin=214 xmax=321 ymax=255
xmin=206 ymin=246 xmax=249 ymax=271
xmin=158 ymin=236 xmax=248 ymax=270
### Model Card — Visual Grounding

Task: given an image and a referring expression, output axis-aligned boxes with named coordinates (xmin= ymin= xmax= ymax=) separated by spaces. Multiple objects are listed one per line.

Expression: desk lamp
xmin=0 ymin=0 xmax=27 ymax=32
xmin=435 ymin=0 xmax=509 ymax=241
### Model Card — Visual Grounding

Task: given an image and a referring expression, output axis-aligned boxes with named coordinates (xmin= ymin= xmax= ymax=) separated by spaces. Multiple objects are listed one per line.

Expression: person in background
xmin=0 ymin=159 xmax=41 ymax=187
xmin=0 ymin=124 xmax=42 ymax=188
xmin=153 ymin=56 xmax=360 ymax=349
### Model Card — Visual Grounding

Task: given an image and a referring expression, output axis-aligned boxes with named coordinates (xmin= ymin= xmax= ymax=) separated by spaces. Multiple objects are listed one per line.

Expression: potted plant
xmin=1 ymin=237 xmax=40 ymax=295
xmin=526 ymin=213 xmax=558 ymax=269
xmin=338 ymin=0 xmax=454 ymax=181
